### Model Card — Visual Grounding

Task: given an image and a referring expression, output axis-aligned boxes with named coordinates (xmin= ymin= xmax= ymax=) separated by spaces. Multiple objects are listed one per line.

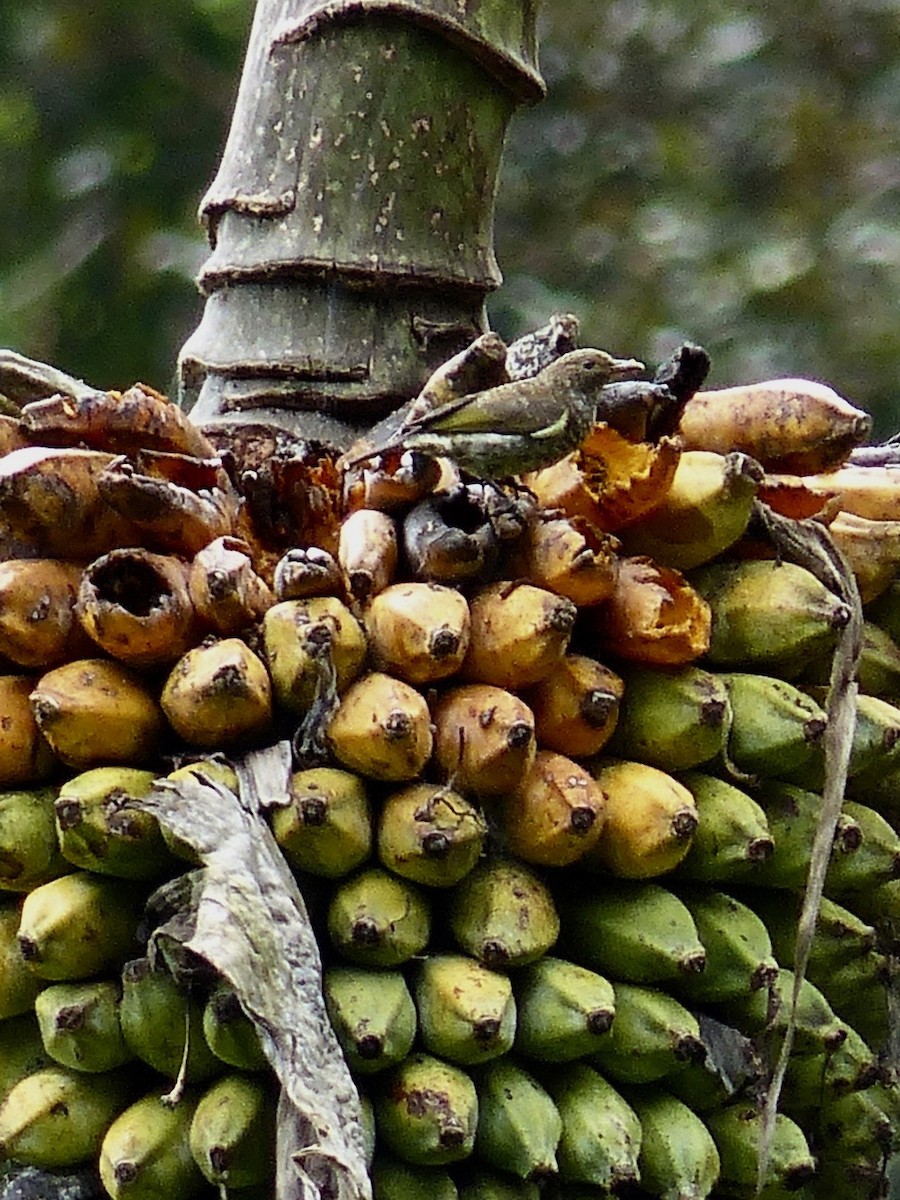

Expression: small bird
xmin=343 ymin=348 xmax=645 ymax=479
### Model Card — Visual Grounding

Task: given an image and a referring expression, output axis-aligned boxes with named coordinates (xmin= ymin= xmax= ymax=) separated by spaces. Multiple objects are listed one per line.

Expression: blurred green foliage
xmin=0 ymin=0 xmax=245 ymax=396
xmin=1 ymin=0 xmax=898 ymax=434
xmin=496 ymin=0 xmax=900 ymax=437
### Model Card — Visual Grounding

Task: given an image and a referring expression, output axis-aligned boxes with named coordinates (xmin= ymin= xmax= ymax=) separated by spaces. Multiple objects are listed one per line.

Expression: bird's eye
xmin=582 ymin=358 xmax=599 ymax=370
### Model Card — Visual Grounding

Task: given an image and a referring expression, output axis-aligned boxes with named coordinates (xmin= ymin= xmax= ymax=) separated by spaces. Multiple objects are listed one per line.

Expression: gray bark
xmin=178 ymin=0 xmax=544 ymax=447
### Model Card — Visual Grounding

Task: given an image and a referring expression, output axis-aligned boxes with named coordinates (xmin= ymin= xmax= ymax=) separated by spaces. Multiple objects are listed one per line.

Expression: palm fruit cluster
xmin=1 ymin=322 xmax=900 ymax=1200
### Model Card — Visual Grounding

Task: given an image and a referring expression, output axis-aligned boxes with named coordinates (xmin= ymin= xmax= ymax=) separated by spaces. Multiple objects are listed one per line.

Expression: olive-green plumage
xmin=346 ymin=349 xmax=644 ymax=477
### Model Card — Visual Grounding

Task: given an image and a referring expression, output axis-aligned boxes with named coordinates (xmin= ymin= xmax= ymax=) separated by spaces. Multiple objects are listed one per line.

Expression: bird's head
xmin=546 ymin=348 xmax=645 ymax=395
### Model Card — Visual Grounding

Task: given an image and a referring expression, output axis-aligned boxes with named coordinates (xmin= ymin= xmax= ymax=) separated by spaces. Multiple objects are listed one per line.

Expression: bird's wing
xmin=408 ymin=381 xmax=561 ymax=436
xmin=530 ymin=408 xmax=569 ymax=440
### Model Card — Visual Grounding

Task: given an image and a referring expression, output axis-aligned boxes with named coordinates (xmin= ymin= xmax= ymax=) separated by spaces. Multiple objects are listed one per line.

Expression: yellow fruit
xmin=327 ymin=672 xmax=433 ymax=782
xmin=0 ymin=676 xmax=55 ymax=786
xmin=0 ymin=559 xmax=88 ymax=668
xmin=30 ymin=659 xmax=164 ymax=768
xmin=431 ymin=684 xmax=536 ymax=797
xmin=188 ymin=535 xmax=273 ymax=633
xmin=525 ymin=655 xmax=623 ymax=758
xmin=588 ymin=557 xmax=711 ymax=666
xmin=263 ymin=596 xmax=367 ymax=713
xmin=499 ymin=750 xmax=606 ymax=867
xmin=161 ymin=638 xmax=273 ymax=748
xmin=76 ymin=548 xmax=197 ymax=668
xmin=621 ymin=450 xmax=761 ymax=569
xmin=511 ymin=514 xmax=619 ymax=606
xmin=462 ymin=582 xmax=577 ymax=688
xmin=364 ymin=582 xmax=470 ymax=683
xmin=585 ymin=760 xmax=698 ymax=878
xmin=677 ymin=377 xmax=871 ymax=472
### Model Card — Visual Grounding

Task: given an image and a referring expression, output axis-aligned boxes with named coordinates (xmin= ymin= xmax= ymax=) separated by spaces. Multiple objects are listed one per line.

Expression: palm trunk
xmin=178 ymin=0 xmax=544 ymax=449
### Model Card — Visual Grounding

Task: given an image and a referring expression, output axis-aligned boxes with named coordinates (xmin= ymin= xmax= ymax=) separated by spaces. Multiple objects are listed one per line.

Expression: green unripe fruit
xmin=721 ymin=968 xmax=848 ymax=1056
xmin=705 ymin=1105 xmax=816 ymax=1198
xmin=374 ymin=1053 xmax=478 ymax=1166
xmin=99 ymin=1090 xmax=206 ymax=1200
xmin=670 ymin=888 xmax=777 ymax=1003
xmin=473 ymin=1058 xmax=561 ymax=1180
xmin=448 ymin=859 xmax=559 ymax=969
xmin=513 ymin=957 xmax=615 ymax=1062
xmin=607 ymin=664 xmax=730 ymax=771
xmin=414 ymin=954 xmax=516 ymax=1066
xmin=854 ymin=619 xmax=900 ymax=696
xmin=693 ymin=558 xmax=848 ymax=677
xmin=54 ymin=767 xmax=174 ymax=879
xmin=327 ymin=868 xmax=431 ymax=967
xmin=782 ymin=1024 xmax=878 ymax=1114
xmin=674 ymin=772 xmax=774 ymax=882
xmin=826 ymin=800 xmax=900 ymax=896
xmin=324 ymin=966 xmax=416 ymax=1074
xmin=16 ymin=871 xmax=143 ymax=980
xmin=202 ymin=983 xmax=269 ymax=1071
xmin=627 ymin=1089 xmax=720 ymax=1200
xmin=272 ymin=766 xmax=372 ymax=879
xmin=34 ymin=979 xmax=133 ymax=1072
xmin=0 ymin=1013 xmax=52 ymax=1094
xmin=189 ymin=1072 xmax=276 ymax=1190
xmin=747 ymin=780 xmax=863 ymax=891
xmin=119 ymin=957 xmax=221 ymax=1084
xmin=747 ymin=892 xmax=877 ymax=977
xmin=590 ymin=982 xmax=705 ymax=1084
xmin=0 ymin=899 xmax=43 ymax=1017
xmin=0 ymin=786 xmax=68 ymax=892
xmin=557 ymin=880 xmax=706 ymax=984
xmin=371 ymin=1154 xmax=459 ymax=1200
xmin=456 ymin=1166 xmax=540 ymax=1200
xmin=543 ymin=1062 xmax=641 ymax=1190
xmin=720 ymin=673 xmax=827 ymax=780
xmin=377 ymin=782 xmax=486 ymax=888
xmin=0 ymin=1064 xmax=132 ymax=1169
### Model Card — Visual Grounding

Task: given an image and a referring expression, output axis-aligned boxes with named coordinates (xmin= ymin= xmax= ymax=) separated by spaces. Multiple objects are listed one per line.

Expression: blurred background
xmin=1 ymin=0 xmax=899 ymax=435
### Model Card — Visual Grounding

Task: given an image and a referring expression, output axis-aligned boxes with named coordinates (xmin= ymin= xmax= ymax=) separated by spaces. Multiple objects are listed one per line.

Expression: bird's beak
xmin=607 ymin=357 xmax=645 ymax=381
